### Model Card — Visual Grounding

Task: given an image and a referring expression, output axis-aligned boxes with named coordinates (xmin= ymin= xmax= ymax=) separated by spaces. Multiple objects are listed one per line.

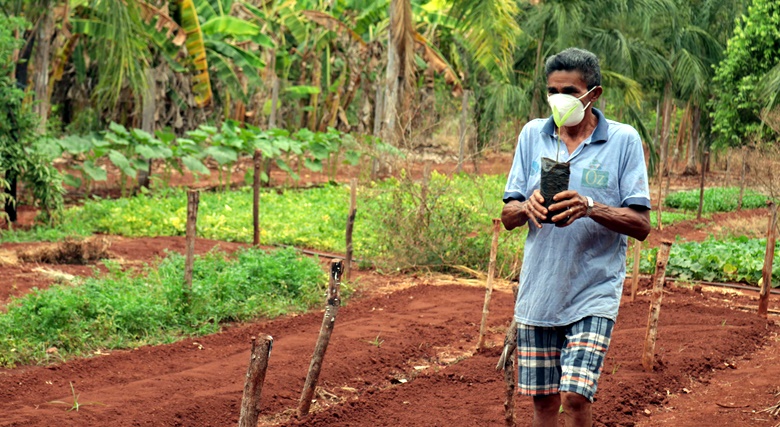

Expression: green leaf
xmin=182 ymin=155 xmax=210 ymax=175
xmin=285 ymin=85 xmax=321 ymax=97
xmin=82 ymin=160 xmax=107 ymax=181
xmin=136 ymin=145 xmax=173 ymax=159
xmin=343 ymin=150 xmax=360 ymax=166
xmin=59 ymin=135 xmax=92 ymax=155
xmin=63 ymin=174 xmax=82 ymax=189
xmin=107 ymin=150 xmax=136 ymax=178
xmin=201 ymin=16 xmax=260 ymax=37
xmin=131 ymin=128 xmax=156 ymax=144
xmin=108 ymin=122 xmax=130 ymax=137
xmin=204 ymin=146 xmax=238 ymax=165
xmin=304 ymin=158 xmax=323 ymax=172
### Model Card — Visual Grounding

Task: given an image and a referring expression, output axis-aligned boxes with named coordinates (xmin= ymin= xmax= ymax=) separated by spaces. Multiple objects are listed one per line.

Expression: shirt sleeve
xmin=619 ymin=132 xmax=651 ymax=209
xmin=503 ymin=129 xmax=529 ymax=203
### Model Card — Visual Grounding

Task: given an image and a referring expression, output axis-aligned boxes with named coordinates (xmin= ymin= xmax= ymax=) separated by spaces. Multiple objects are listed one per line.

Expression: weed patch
xmin=0 ymin=247 xmax=327 ymax=367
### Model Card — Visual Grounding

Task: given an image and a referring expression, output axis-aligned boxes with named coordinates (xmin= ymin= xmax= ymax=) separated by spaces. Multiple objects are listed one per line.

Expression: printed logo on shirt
xmin=582 ymin=169 xmax=609 ymax=188
xmin=581 ymin=158 xmax=609 ymax=189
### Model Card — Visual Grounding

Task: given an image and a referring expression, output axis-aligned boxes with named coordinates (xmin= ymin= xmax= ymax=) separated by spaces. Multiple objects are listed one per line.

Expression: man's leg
xmin=517 ymin=323 xmax=566 ymax=425
xmin=561 ymin=391 xmax=592 ymax=427
xmin=532 ymin=394 xmax=561 ymax=427
xmin=558 ymin=316 xmax=614 ymax=427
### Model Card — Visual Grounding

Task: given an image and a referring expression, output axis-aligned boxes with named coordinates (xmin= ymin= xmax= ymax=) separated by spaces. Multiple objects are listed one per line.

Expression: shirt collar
xmin=541 ymin=108 xmax=610 ymax=144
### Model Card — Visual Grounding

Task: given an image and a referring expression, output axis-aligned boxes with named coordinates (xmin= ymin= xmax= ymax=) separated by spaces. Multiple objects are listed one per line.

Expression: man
xmin=501 ymin=47 xmax=651 ymax=427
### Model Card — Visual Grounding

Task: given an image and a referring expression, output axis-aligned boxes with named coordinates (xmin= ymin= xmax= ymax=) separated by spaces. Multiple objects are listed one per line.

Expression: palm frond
xmin=179 ymin=0 xmax=212 ymax=107
xmin=601 ymin=69 xmax=643 ymax=108
xmin=448 ymin=0 xmax=522 ymax=77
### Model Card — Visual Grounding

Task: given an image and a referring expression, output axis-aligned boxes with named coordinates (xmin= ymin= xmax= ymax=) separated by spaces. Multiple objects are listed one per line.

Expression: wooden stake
xmin=758 ymin=201 xmax=777 ymax=318
xmin=737 ymin=147 xmax=747 ymax=211
xmin=238 ymin=335 xmax=274 ymax=427
xmin=655 ymin=176 xmax=663 ymax=231
xmin=344 ymin=179 xmax=357 ymax=281
xmin=697 ymin=151 xmax=709 ymax=220
xmin=298 ymin=259 xmax=343 ymax=418
xmin=184 ymin=190 xmax=200 ymax=290
xmin=642 ymin=240 xmax=672 ymax=372
xmin=477 ymin=219 xmax=502 ymax=350
xmin=456 ymin=90 xmax=469 ymax=174
xmin=252 ymin=150 xmax=262 ymax=246
xmin=630 ymin=239 xmax=642 ymax=302
xmin=496 ymin=284 xmax=519 ymax=427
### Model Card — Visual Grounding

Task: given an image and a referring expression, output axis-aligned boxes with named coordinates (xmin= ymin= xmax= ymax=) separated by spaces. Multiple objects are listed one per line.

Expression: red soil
xmin=2 ymin=154 xmax=780 ymax=426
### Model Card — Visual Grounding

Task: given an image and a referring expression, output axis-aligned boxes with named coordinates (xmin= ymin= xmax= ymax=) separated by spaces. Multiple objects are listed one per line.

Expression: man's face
xmin=546 ymin=70 xmax=598 ymax=105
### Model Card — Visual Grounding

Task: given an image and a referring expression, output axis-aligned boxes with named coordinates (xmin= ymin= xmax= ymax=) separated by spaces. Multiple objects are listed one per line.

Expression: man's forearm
xmin=501 ymin=200 xmax=530 ymax=231
xmin=589 ymin=203 xmax=651 ymax=241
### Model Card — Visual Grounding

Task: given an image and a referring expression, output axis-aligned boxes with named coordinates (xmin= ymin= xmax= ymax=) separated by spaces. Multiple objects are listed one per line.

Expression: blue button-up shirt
xmin=503 ymin=108 xmax=651 ymax=326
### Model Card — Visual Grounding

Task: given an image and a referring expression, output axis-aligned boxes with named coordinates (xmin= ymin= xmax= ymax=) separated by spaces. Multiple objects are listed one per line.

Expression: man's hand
xmin=548 ymin=190 xmax=589 ymax=227
xmin=501 ymin=190 xmax=547 ymax=230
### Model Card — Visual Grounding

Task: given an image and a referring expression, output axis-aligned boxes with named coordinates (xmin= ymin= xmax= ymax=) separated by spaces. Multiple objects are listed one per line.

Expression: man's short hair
xmin=545 ymin=48 xmax=602 ymax=89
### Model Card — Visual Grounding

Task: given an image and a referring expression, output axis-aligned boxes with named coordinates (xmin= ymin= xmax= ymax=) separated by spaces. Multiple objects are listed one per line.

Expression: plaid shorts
xmin=516 ymin=316 xmax=614 ymax=402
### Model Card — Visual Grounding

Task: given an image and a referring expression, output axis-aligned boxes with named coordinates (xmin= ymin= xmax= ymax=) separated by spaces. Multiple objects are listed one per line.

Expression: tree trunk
xmin=683 ymin=103 xmax=701 ymax=176
xmin=34 ymin=10 xmax=54 ymax=134
xmin=529 ymin=24 xmax=547 ymax=121
xmin=138 ymin=67 xmax=156 ymax=189
xmin=307 ymin=56 xmax=322 ymax=131
xmin=384 ymin=0 xmax=413 ymax=147
xmin=659 ymin=81 xmax=673 ymax=178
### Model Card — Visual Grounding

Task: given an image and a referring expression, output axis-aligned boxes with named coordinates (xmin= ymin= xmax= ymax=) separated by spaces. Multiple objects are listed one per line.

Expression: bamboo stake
xmin=344 ymin=179 xmax=357 ymax=281
xmin=298 ymin=259 xmax=343 ymax=418
xmin=697 ymin=152 xmax=709 ymax=220
xmin=477 ymin=219 xmax=502 ymax=351
xmin=630 ymin=239 xmax=642 ymax=302
xmin=184 ymin=190 xmax=199 ymax=290
xmin=642 ymin=240 xmax=672 ymax=372
xmin=738 ymin=147 xmax=747 ymax=211
xmin=238 ymin=335 xmax=274 ymax=427
xmin=758 ymin=201 xmax=777 ymax=318
xmin=252 ymin=150 xmax=262 ymax=246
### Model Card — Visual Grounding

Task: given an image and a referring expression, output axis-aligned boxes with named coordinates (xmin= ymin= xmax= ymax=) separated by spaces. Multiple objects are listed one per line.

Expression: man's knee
xmin=533 ymin=394 xmax=561 ymax=415
xmin=561 ymin=391 xmax=590 ymax=413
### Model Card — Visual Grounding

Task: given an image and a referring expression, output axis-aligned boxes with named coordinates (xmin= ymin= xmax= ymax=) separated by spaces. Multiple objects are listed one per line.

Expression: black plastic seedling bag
xmin=540 ymin=157 xmax=570 ymax=224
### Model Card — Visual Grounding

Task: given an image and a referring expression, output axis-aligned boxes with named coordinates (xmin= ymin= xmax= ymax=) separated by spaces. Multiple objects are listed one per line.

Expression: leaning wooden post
xmin=697 ymin=151 xmax=709 ymax=220
xmin=496 ymin=284 xmax=519 ymax=427
xmin=642 ymin=240 xmax=672 ymax=372
xmin=758 ymin=201 xmax=778 ymax=318
xmin=238 ymin=335 xmax=274 ymax=427
xmin=477 ymin=219 xmax=502 ymax=350
xmin=298 ymin=259 xmax=343 ymax=418
xmin=630 ymin=239 xmax=642 ymax=302
xmin=344 ymin=179 xmax=358 ymax=281
xmin=252 ymin=150 xmax=262 ymax=246
xmin=184 ymin=190 xmax=200 ymax=290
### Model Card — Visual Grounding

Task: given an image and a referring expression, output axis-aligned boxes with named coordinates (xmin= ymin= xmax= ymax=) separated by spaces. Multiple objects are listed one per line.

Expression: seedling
xmin=721 ymin=319 xmax=727 ymax=327
xmin=611 ymin=363 xmax=621 ymax=375
xmin=49 ymin=382 xmax=104 ymax=412
xmin=365 ymin=334 xmax=384 ymax=348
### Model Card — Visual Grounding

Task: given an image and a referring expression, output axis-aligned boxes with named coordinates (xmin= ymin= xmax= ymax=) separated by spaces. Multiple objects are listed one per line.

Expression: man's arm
xmin=547 ymin=191 xmax=651 ymax=241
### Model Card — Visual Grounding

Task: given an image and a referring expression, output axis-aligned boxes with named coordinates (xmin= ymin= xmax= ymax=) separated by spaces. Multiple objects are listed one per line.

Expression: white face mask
xmin=547 ymin=86 xmax=598 ymax=127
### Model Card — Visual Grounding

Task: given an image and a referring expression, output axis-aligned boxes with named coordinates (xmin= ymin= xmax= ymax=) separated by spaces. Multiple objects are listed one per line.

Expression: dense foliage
xmin=664 ymin=187 xmax=769 ymax=212
xmin=0 ymin=15 xmax=64 ymax=223
xmin=0 ymin=247 xmax=327 ymax=367
xmin=630 ymin=237 xmax=780 ymax=286
xmin=710 ymin=0 xmax=780 ymax=147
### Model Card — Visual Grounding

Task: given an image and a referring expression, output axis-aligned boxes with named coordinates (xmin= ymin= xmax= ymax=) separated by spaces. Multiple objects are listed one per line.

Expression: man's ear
xmin=591 ymin=86 xmax=604 ymax=102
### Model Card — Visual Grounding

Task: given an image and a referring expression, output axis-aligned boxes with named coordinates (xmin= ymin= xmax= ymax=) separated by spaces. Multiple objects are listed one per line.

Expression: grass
xmin=0 ymin=247 xmax=328 ymax=367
